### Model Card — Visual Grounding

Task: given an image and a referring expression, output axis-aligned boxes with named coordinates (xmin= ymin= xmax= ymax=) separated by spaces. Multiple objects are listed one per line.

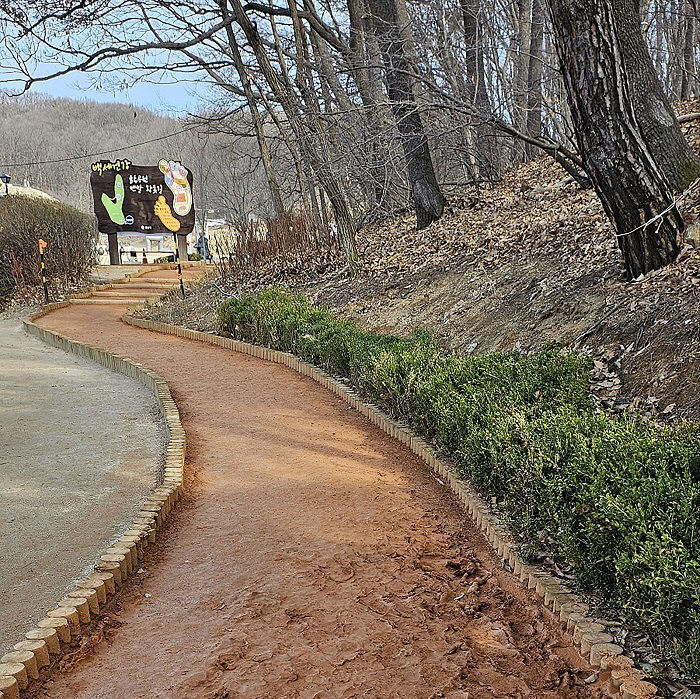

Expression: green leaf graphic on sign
xmin=101 ymin=173 xmax=126 ymax=225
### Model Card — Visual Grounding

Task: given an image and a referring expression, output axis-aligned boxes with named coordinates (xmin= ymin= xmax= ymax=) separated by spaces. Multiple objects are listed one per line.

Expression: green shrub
xmin=0 ymin=194 xmax=96 ymax=306
xmin=217 ymin=288 xmax=700 ymax=676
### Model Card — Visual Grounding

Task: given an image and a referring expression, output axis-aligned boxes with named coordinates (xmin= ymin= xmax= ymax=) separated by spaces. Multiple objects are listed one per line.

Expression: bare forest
xmin=1 ymin=0 xmax=699 ymax=277
xmin=0 ymin=93 xmax=277 ymax=222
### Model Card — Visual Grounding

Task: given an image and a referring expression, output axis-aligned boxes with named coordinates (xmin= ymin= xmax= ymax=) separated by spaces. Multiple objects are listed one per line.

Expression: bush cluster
xmin=0 ymin=195 xmax=97 ymax=306
xmin=218 ymin=288 xmax=700 ymax=676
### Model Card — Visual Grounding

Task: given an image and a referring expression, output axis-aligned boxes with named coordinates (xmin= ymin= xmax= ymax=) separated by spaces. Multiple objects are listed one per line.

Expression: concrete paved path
xmin=0 ymin=311 xmax=164 ymax=655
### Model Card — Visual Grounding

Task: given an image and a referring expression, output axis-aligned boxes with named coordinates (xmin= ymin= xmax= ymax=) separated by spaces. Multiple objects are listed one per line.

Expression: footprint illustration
xmin=154 ymin=195 xmax=181 ymax=232
xmin=101 ymin=174 xmax=126 ymax=225
xmin=159 ymin=159 xmax=192 ymax=216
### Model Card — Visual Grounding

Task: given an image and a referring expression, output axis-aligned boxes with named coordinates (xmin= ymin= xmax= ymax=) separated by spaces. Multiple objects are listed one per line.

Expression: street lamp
xmin=0 ymin=174 xmax=10 ymax=197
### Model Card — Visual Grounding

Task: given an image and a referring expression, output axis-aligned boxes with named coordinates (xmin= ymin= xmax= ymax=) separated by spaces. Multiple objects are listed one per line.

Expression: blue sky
xmin=29 ymin=70 xmax=209 ymax=116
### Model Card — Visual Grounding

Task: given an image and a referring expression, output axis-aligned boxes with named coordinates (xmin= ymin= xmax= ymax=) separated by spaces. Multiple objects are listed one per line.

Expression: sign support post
xmin=38 ymin=239 xmax=49 ymax=304
xmin=107 ymin=232 xmax=120 ymax=265
xmin=173 ymin=233 xmax=186 ymax=299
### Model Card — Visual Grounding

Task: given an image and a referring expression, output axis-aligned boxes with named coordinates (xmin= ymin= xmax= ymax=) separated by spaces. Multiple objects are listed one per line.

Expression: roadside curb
xmin=122 ymin=316 xmax=656 ymax=699
xmin=0 ymin=304 xmax=187 ymax=699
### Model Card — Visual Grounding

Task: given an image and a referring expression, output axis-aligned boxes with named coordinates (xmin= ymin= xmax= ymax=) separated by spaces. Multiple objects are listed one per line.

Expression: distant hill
xmin=0 ymin=94 xmax=204 ymax=213
xmin=0 ymin=94 xmax=190 ymax=211
xmin=0 ymin=93 xmax=272 ymax=221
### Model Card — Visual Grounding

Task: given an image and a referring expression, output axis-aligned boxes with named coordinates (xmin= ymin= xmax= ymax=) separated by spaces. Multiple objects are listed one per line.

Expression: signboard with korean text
xmin=90 ymin=159 xmax=195 ymax=236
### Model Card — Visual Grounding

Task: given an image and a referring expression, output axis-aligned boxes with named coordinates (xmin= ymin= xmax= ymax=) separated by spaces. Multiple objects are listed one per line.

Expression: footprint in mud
xmin=317 ymin=555 xmax=355 ymax=583
xmin=469 ymin=664 xmax=534 ymax=697
xmin=464 ymin=618 xmax=520 ymax=657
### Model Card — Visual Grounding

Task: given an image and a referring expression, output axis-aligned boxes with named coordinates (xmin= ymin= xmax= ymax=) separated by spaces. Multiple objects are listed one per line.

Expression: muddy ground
xmin=29 ymin=300 xmax=605 ymax=699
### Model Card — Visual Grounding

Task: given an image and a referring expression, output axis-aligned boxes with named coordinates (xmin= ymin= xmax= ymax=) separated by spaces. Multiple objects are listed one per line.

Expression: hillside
xmin=0 ymin=94 xmax=184 ymax=211
xmin=140 ymin=102 xmax=700 ymax=424
xmin=0 ymin=94 xmax=269 ymax=219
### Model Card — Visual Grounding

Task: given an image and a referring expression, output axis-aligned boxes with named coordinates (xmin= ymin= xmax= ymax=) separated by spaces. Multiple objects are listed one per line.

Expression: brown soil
xmin=32 ymin=300 xmax=604 ymax=699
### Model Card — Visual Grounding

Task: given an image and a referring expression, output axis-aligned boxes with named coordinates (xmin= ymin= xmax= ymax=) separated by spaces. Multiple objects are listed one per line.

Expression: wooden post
xmin=176 ymin=234 xmax=188 ymax=263
xmin=107 ymin=233 xmax=120 ymax=265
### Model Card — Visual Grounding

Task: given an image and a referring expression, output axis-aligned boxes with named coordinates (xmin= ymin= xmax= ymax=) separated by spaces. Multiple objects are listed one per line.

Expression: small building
xmin=96 ymin=232 xmax=192 ymax=265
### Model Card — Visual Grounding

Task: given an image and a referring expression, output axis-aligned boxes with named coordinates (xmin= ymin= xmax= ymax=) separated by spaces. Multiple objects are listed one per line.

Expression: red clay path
xmin=32 ymin=285 xmax=604 ymax=699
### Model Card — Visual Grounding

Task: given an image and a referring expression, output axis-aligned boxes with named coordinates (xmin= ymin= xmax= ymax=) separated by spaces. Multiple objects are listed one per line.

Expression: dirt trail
xmin=33 ymin=296 xmax=603 ymax=699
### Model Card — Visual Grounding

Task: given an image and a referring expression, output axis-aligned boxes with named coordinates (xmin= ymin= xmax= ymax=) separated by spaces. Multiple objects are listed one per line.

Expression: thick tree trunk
xmin=368 ymin=0 xmax=444 ymax=229
xmin=546 ymin=0 xmax=700 ymax=277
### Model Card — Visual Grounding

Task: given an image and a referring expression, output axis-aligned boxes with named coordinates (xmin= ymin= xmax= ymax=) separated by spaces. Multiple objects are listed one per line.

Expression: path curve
xmin=0 ymin=312 xmax=162 ymax=655
xmin=32 ymin=293 xmax=604 ymax=699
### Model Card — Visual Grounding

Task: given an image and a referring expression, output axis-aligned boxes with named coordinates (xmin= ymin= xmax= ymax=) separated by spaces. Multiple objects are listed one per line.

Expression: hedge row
xmin=218 ymin=288 xmax=700 ymax=676
xmin=0 ymin=195 xmax=96 ymax=306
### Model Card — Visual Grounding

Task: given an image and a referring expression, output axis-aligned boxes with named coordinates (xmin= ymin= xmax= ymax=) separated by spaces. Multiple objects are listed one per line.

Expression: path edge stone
xmin=5 ymin=299 xmax=188 ymax=698
xmin=122 ymin=315 xmax=656 ymax=699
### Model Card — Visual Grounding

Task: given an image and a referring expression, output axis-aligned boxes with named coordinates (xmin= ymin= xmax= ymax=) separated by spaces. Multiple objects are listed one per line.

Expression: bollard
xmin=38 ymin=239 xmax=49 ymax=304
xmin=173 ymin=233 xmax=185 ymax=298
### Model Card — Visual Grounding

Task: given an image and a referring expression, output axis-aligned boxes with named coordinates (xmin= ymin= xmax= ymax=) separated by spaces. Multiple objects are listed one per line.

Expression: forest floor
xmin=30 ymin=298 xmax=605 ymax=699
xmin=141 ymin=101 xmax=700 ymax=424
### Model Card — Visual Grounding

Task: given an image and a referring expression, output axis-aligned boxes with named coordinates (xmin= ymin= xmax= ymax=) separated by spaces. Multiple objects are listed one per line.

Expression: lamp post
xmin=0 ymin=173 xmax=10 ymax=196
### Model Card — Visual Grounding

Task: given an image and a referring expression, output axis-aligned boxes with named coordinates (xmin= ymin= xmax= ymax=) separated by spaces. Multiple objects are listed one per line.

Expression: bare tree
xmin=547 ymin=0 xmax=700 ymax=277
xmin=1 ymin=0 xmax=699 ymax=277
xmin=368 ymin=0 xmax=445 ymax=228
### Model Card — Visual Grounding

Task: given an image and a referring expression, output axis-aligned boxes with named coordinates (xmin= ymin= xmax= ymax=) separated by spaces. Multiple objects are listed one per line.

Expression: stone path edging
xmin=121 ymin=315 xmax=657 ymax=699
xmin=0 ymin=306 xmax=186 ymax=699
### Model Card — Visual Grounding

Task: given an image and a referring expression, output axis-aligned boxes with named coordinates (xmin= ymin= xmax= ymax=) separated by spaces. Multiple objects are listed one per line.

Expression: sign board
xmin=90 ymin=159 xmax=195 ymax=236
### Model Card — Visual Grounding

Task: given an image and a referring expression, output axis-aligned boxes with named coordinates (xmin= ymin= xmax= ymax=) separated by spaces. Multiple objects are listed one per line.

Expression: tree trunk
xmin=228 ymin=0 xmax=359 ymax=270
xmin=368 ymin=0 xmax=445 ymax=229
xmin=525 ymin=0 xmax=544 ymax=152
xmin=513 ymin=0 xmax=532 ymax=163
xmin=220 ymin=4 xmax=285 ymax=218
xmin=546 ymin=0 xmax=700 ymax=277
xmin=680 ymin=0 xmax=696 ymax=99
xmin=347 ymin=0 xmax=386 ymax=208
xmin=351 ymin=0 xmax=396 ymax=208
xmin=460 ymin=0 xmax=500 ymax=178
